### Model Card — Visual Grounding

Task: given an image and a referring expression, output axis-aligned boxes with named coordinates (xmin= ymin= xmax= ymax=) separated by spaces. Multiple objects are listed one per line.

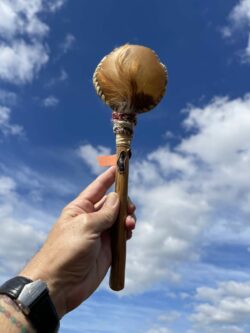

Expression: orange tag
xmin=97 ymin=154 xmax=117 ymax=167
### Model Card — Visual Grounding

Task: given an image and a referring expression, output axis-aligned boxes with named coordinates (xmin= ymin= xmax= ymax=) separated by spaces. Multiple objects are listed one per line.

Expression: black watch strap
xmin=28 ymin=289 xmax=59 ymax=333
xmin=0 ymin=276 xmax=32 ymax=298
xmin=0 ymin=276 xmax=59 ymax=333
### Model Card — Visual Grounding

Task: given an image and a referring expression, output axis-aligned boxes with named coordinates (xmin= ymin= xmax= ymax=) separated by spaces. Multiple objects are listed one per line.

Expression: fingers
xmin=67 ymin=167 xmax=116 ymax=213
xmin=93 ymin=196 xmax=136 ymax=239
xmin=83 ymin=193 xmax=136 ymax=237
xmin=126 ymin=214 xmax=136 ymax=240
xmin=95 ymin=195 xmax=136 ymax=214
xmin=94 ymin=195 xmax=107 ymax=211
xmin=128 ymin=196 xmax=136 ymax=213
xmin=126 ymin=197 xmax=136 ymax=231
xmin=128 ymin=203 xmax=136 ymax=218
xmin=125 ymin=214 xmax=136 ymax=230
xmin=85 ymin=192 xmax=120 ymax=233
xmin=82 ymin=166 xmax=116 ymax=204
xmin=126 ymin=229 xmax=133 ymax=240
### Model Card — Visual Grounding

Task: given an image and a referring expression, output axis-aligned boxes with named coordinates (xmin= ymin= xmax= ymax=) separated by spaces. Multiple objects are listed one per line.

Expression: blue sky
xmin=1 ymin=0 xmax=250 ymax=332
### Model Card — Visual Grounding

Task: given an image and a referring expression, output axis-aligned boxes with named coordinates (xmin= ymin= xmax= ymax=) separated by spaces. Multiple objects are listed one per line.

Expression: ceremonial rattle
xmin=93 ymin=44 xmax=168 ymax=291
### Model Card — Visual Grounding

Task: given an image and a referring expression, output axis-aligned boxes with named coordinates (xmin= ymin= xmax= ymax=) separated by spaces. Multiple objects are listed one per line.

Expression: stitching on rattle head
xmin=93 ymin=44 xmax=168 ymax=135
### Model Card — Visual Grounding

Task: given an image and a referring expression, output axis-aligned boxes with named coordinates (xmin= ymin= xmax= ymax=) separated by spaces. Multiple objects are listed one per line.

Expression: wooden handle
xmin=109 ymin=145 xmax=130 ymax=291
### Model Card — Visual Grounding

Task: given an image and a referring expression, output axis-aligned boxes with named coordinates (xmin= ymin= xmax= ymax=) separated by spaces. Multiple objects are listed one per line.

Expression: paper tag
xmin=97 ymin=154 xmax=117 ymax=167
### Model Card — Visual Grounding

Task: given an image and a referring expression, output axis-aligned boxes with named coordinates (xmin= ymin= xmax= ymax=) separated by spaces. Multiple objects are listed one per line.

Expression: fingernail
xmin=127 ymin=216 xmax=136 ymax=229
xmin=105 ymin=192 xmax=119 ymax=207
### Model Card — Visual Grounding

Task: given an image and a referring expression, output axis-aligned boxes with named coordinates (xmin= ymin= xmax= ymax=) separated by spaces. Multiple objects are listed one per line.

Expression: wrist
xmin=20 ymin=265 xmax=66 ymax=319
xmin=0 ymin=276 xmax=60 ymax=333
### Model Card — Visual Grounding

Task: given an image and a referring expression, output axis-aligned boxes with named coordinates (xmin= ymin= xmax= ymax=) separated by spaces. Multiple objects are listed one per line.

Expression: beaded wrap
xmin=112 ymin=111 xmax=137 ymax=136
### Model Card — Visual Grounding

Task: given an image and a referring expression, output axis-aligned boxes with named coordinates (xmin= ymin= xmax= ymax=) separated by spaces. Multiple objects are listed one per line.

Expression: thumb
xmin=88 ymin=192 xmax=120 ymax=233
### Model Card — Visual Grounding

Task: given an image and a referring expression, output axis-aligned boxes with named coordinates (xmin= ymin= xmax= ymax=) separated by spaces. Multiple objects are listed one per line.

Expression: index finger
xmin=77 ymin=166 xmax=116 ymax=205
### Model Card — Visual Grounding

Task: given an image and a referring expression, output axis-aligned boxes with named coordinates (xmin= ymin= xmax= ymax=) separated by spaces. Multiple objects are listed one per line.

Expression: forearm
xmin=0 ymin=295 xmax=35 ymax=333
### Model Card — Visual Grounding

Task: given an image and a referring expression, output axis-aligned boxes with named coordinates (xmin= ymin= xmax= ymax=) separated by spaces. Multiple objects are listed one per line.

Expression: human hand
xmin=20 ymin=167 xmax=136 ymax=318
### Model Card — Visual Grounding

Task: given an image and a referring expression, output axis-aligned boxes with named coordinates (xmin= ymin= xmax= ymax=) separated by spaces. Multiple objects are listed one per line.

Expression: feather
xmin=94 ymin=44 xmax=167 ymax=113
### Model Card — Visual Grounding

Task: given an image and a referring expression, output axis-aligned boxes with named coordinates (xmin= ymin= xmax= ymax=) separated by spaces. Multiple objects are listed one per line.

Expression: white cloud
xmin=181 ymin=95 xmax=250 ymax=165
xmin=47 ymin=0 xmax=66 ymax=12
xmin=0 ymin=106 xmax=23 ymax=136
xmin=59 ymin=69 xmax=68 ymax=81
xmin=45 ymin=68 xmax=68 ymax=87
xmin=0 ymin=155 xmax=79 ymax=281
xmin=0 ymin=41 xmax=48 ymax=83
xmin=191 ymin=281 xmax=250 ymax=332
xmin=164 ymin=131 xmax=175 ymax=139
xmin=61 ymin=33 xmax=76 ymax=54
xmin=0 ymin=1 xmax=66 ymax=137
xmin=245 ymin=33 xmax=250 ymax=59
xmin=158 ymin=311 xmax=181 ymax=323
xmin=148 ymin=147 xmax=195 ymax=176
xmin=0 ymin=218 xmax=45 ymax=275
xmin=0 ymin=0 xmax=66 ymax=138
xmin=43 ymin=95 xmax=59 ymax=107
xmin=223 ymin=0 xmax=250 ymax=62
xmin=0 ymin=0 xmax=49 ymax=84
xmin=62 ymin=296 xmax=162 ymax=333
xmin=0 ymin=174 xmax=46 ymax=279
xmin=230 ymin=0 xmax=250 ymax=26
xmin=0 ymin=176 xmax=16 ymax=196
xmin=77 ymin=144 xmax=112 ymax=175
xmin=143 ymin=310 xmax=182 ymax=333
xmin=0 ymin=0 xmax=65 ymax=84
xmin=0 ymin=163 xmax=78 ymax=200
xmin=0 ymin=0 xmax=48 ymax=38
xmin=147 ymin=327 xmax=173 ymax=333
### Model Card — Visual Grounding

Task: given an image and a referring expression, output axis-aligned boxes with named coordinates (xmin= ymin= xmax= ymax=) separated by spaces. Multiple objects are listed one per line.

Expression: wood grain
xmin=109 ymin=144 xmax=130 ymax=291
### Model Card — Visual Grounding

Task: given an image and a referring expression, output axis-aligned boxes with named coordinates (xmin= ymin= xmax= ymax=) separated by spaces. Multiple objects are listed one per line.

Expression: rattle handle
xmin=109 ymin=143 xmax=130 ymax=291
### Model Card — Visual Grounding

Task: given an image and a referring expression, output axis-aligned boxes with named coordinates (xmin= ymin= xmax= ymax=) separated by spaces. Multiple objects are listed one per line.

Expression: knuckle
xmin=81 ymin=214 xmax=92 ymax=229
xmin=102 ymin=209 xmax=114 ymax=224
xmin=81 ymin=199 xmax=93 ymax=212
